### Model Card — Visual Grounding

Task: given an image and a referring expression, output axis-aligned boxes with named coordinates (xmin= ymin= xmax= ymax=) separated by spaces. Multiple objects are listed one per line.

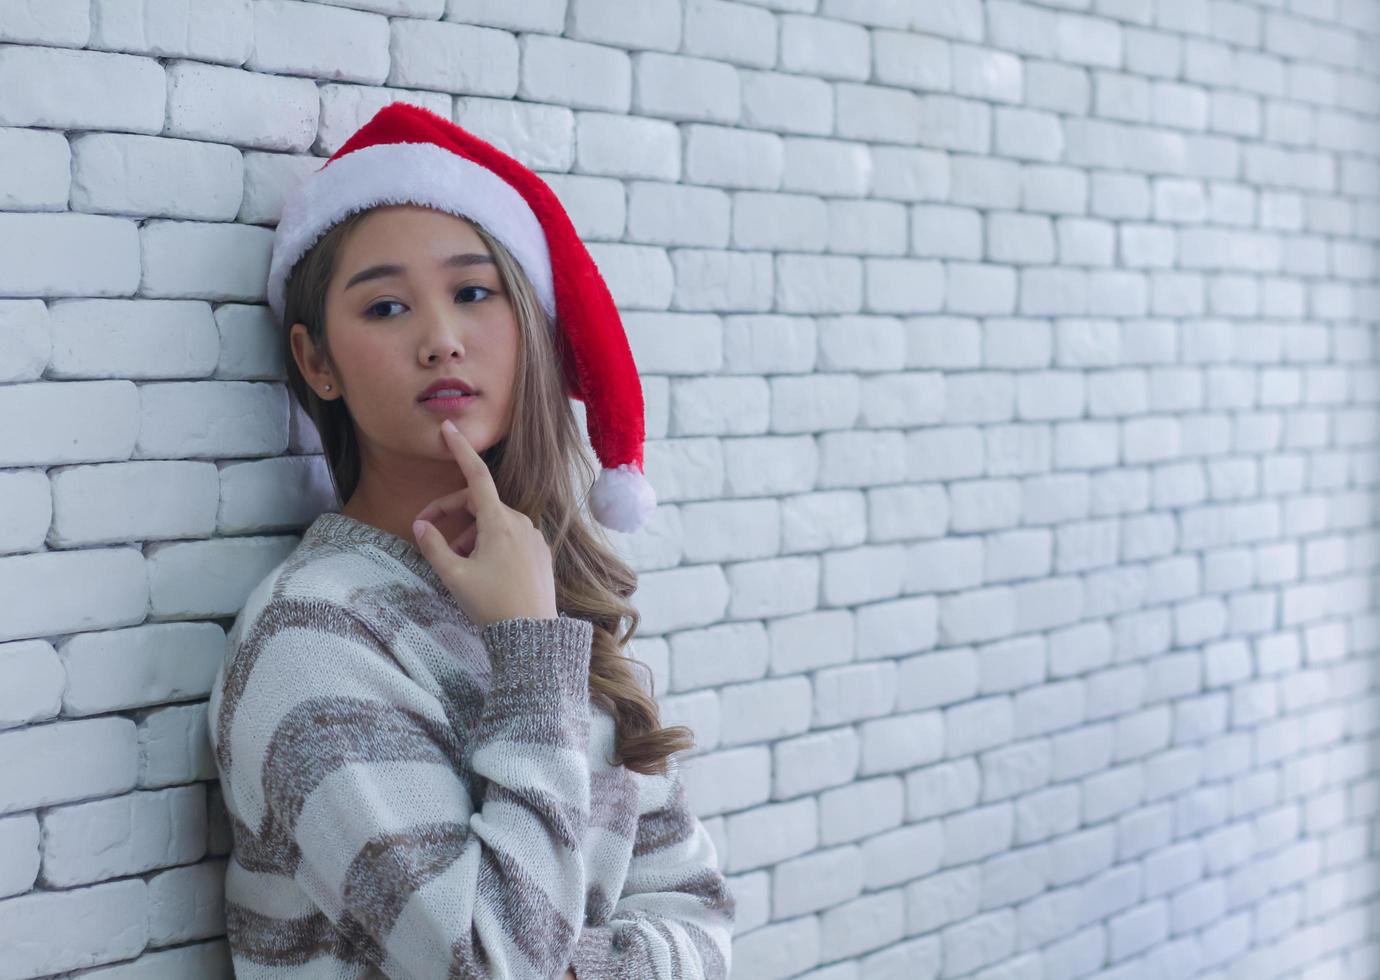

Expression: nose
xmin=418 ymin=300 xmax=468 ymax=363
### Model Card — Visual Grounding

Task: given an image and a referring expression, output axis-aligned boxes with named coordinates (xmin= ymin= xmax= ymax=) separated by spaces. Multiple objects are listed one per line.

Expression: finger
xmin=412 ymin=518 xmax=467 ymax=571
xmin=438 ymin=422 xmax=501 ymax=519
xmin=448 ymin=521 xmax=478 ymax=558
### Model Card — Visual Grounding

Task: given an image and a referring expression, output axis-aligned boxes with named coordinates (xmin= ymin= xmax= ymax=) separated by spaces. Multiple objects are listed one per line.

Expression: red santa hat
xmin=267 ymin=101 xmax=655 ymax=534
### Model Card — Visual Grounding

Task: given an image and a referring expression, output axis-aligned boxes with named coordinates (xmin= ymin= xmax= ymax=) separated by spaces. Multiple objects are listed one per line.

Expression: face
xmin=290 ymin=205 xmax=520 ymax=469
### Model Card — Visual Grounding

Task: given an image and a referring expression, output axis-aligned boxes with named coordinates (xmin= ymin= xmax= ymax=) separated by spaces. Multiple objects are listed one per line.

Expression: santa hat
xmin=267 ymin=101 xmax=656 ymax=535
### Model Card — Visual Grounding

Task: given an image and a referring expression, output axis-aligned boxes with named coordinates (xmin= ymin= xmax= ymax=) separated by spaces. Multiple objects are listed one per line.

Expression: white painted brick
xmin=79 ymin=940 xmax=233 ymax=980
xmin=773 ymin=726 xmax=859 ymax=799
xmin=874 ymin=29 xmax=949 ymax=89
xmin=720 ymin=677 xmax=812 ymax=746
xmin=138 ymin=220 xmax=275 ymax=302
xmin=633 ymin=51 xmax=740 ymax=124
xmin=670 ymin=621 xmax=769 ymax=693
xmin=669 ymin=377 xmax=768 ymax=436
xmin=568 ymin=0 xmax=680 ymax=50
xmin=943 ymin=801 xmax=1014 ymax=865
xmin=0 ymin=46 xmax=163 ymax=132
xmin=58 ymin=621 xmax=224 ymax=716
xmin=733 ymin=917 xmax=823 ymax=980
xmin=134 ymin=381 xmax=286 ymax=460
xmin=733 ymin=191 xmax=827 ymax=251
xmin=776 ymin=254 xmax=863 ymax=313
xmin=46 ymin=299 xmax=219 ymax=379
xmin=589 ymin=242 xmax=674 ymax=309
xmin=866 ymin=255 xmax=943 ymax=313
xmin=544 ymin=172 xmax=627 ymax=241
xmin=0 ymin=717 xmax=137 ymax=815
xmin=946 ymin=262 xmax=1017 ymax=315
xmin=218 ymin=456 xmax=337 ymax=534
xmin=721 ymin=315 xmax=813 ymax=375
xmin=817 ymin=431 xmax=907 ymax=490
xmin=144 ymin=534 xmax=300 ymax=619
xmin=813 ymin=661 xmax=896 ymax=727
xmin=683 ymin=0 xmax=777 ymax=68
xmin=629 ymin=181 xmax=731 ymax=248
xmin=634 ymin=564 xmax=730 ymax=634
xmin=138 ymin=702 xmax=216 ymax=788
xmin=905 ymin=757 xmax=981 ymax=823
xmin=248 ymin=0 xmax=388 ymax=83
xmin=0 ymin=213 xmax=140 ymax=299
xmin=909 ymin=93 xmax=986 ymax=151
xmin=0 ymin=301 xmax=48 ymax=384
xmin=829 ymin=199 xmax=908 ymax=255
xmin=0 ymin=127 xmax=69 ymax=210
xmin=722 ymin=436 xmax=815 ymax=498
xmin=682 ymin=747 xmax=770 ymax=816
xmin=48 ymin=461 xmax=217 ymax=547
xmin=740 ymin=69 xmax=834 ymax=136
xmin=821 ymin=778 xmax=902 ymax=847
xmin=768 ymin=375 xmax=858 ymax=434
xmin=629 ymin=313 xmax=728 ymax=378
xmin=40 ymin=784 xmax=206 ymax=886
xmin=0 ymin=878 xmax=147 ymax=977
xmin=860 ymin=710 xmax=943 ymax=775
xmin=780 ymin=14 xmax=869 ymax=80
xmin=454 ymin=96 xmax=574 ymax=171
xmin=0 ymin=813 xmax=39 ymax=899
xmin=724 ymin=796 xmax=817 ymax=872
xmin=774 ymin=844 xmax=863 ymax=918
xmin=950 ymin=480 xmax=1022 ymax=533
xmin=863 ymin=822 xmax=942 ymax=895
xmin=872 ymin=145 xmax=949 ymax=203
xmin=679 ymin=499 xmax=780 ymax=562
xmin=728 ymin=557 xmax=811 ymax=618
xmin=166 ymin=61 xmax=318 ymax=152
xmin=684 ymin=124 xmax=783 ymax=190
xmin=912 ymin=205 xmax=982 ymax=260
xmin=0 ymin=548 xmax=147 ymax=643
xmin=0 ymin=469 xmax=50 ymax=555
xmin=779 ymin=489 xmax=865 ymax=555
xmin=147 ymin=859 xmax=226 ymax=945
xmin=0 ymin=640 xmax=63 ymax=730
xmin=520 ymin=35 xmax=631 ymax=112
xmin=868 ymin=484 xmax=946 ymax=543
xmin=389 ymin=19 xmax=517 ymax=97
xmin=643 ymin=437 xmax=723 ymax=503
xmin=671 ymin=248 xmax=771 ymax=311
xmin=89 ymin=0 xmax=253 ymax=63
xmin=823 ymin=889 xmax=907 ymax=960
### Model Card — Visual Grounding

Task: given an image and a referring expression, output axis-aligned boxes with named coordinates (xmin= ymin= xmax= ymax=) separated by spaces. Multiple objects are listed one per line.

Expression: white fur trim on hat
xmin=590 ymin=463 xmax=657 ymax=534
xmin=267 ymin=141 xmax=555 ymax=323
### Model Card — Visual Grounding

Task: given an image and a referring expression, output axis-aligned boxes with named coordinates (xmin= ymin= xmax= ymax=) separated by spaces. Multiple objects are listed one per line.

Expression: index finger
xmin=438 ymin=421 xmax=501 ymax=518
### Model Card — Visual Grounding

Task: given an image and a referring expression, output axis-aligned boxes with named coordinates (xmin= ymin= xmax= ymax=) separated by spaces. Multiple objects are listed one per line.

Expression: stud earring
xmin=324 ymin=385 xmax=332 ymax=391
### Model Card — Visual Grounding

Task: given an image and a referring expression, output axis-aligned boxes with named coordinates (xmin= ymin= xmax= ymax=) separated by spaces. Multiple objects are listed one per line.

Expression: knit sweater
xmin=208 ymin=510 xmax=736 ymax=979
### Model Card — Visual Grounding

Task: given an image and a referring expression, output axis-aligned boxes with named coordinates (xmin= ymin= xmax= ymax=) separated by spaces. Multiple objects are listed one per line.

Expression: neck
xmin=340 ymin=447 xmax=475 ymax=548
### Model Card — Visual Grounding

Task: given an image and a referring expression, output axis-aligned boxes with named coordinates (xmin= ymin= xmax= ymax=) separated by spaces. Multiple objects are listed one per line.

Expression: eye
xmin=363 ymin=285 xmax=495 ymax=319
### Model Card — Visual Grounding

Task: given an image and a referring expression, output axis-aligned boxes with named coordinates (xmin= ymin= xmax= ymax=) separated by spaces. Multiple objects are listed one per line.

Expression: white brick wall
xmin=0 ymin=0 xmax=1377 ymax=977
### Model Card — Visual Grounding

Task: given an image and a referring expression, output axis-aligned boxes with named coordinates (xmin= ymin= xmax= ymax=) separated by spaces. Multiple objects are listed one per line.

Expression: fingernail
xmin=441 ymin=419 xmax=456 ymax=433
xmin=412 ymin=520 xmax=428 ymax=541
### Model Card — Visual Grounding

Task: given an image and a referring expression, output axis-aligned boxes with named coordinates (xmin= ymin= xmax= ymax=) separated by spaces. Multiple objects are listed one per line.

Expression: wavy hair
xmin=279 ymin=206 xmax=694 ymax=776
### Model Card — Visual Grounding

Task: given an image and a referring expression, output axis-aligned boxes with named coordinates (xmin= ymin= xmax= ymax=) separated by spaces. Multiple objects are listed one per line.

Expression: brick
xmin=0 ymin=717 xmax=138 ymax=815
xmin=0 ymin=879 xmax=147 ymax=977
xmin=0 ymin=641 xmax=64 ymax=729
xmin=41 ymin=785 xmax=207 ymax=886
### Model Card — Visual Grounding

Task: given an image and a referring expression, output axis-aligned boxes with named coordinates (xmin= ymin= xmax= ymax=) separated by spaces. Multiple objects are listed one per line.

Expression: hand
xmin=412 ymin=420 xmax=560 ymax=628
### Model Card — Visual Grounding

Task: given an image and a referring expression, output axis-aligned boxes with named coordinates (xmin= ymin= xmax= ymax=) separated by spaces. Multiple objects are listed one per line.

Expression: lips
xmin=419 ymin=378 xmax=477 ymax=401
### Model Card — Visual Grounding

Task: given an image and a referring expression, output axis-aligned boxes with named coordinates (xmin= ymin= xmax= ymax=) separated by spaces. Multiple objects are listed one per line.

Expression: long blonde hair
xmin=280 ymin=206 xmax=694 ymax=776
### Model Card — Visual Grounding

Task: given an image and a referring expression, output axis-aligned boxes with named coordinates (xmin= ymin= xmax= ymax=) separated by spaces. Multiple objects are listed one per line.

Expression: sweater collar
xmin=306 ymin=510 xmax=452 ymax=599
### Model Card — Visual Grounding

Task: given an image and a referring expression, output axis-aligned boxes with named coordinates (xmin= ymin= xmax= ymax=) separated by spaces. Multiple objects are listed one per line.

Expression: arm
xmin=566 ymin=760 xmax=737 ymax=980
xmin=224 ymin=610 xmax=596 ymax=979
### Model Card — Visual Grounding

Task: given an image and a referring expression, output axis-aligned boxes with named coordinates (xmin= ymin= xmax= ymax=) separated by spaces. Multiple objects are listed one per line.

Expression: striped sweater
xmin=208 ymin=510 xmax=736 ymax=979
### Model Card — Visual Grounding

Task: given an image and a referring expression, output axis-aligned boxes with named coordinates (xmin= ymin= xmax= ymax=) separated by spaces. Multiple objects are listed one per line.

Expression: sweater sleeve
xmin=567 ymin=760 xmax=737 ymax=980
xmin=244 ymin=611 xmax=596 ymax=979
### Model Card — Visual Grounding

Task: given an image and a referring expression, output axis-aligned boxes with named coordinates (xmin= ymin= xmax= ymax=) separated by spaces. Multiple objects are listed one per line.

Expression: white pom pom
xmin=590 ymin=463 xmax=657 ymax=534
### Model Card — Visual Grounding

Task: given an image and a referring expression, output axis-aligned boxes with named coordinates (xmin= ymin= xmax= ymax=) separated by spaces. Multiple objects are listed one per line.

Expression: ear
xmin=289 ymin=322 xmax=337 ymax=397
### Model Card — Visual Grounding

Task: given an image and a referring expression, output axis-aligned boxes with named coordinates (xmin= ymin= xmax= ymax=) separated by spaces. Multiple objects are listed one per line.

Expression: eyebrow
xmin=344 ymin=253 xmax=495 ymax=292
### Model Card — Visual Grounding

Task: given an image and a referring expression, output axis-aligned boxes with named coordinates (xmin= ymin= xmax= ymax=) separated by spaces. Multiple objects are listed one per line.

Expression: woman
xmin=208 ymin=102 xmax=736 ymax=979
